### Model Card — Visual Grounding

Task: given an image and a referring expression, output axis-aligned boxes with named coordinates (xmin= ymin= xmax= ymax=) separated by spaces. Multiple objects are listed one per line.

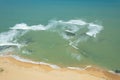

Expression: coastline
xmin=0 ymin=56 xmax=120 ymax=80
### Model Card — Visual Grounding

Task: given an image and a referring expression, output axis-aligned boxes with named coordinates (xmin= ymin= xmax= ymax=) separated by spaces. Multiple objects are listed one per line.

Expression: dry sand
xmin=0 ymin=56 xmax=120 ymax=80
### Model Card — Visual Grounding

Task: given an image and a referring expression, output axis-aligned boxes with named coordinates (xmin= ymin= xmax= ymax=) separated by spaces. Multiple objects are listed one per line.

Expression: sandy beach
xmin=0 ymin=56 xmax=120 ymax=80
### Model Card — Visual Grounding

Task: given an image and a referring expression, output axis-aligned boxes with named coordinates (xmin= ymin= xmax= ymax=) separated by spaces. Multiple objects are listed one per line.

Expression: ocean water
xmin=0 ymin=0 xmax=120 ymax=70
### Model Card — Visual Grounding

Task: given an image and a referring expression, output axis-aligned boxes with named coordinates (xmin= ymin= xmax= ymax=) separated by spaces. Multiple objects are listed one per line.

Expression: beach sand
xmin=0 ymin=56 xmax=120 ymax=80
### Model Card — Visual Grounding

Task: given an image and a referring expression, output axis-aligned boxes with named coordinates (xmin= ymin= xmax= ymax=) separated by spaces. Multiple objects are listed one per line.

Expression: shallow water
xmin=0 ymin=0 xmax=120 ymax=70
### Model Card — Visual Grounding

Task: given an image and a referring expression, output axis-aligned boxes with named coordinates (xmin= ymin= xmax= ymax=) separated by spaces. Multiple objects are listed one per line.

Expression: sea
xmin=0 ymin=0 xmax=120 ymax=71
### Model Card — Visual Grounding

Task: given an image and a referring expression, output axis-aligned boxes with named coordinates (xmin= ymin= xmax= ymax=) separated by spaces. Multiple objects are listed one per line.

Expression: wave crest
xmin=0 ymin=19 xmax=103 ymax=52
xmin=11 ymin=23 xmax=46 ymax=31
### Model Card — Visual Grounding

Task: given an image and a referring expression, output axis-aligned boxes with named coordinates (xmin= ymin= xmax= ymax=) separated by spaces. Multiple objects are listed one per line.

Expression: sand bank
xmin=0 ymin=56 xmax=120 ymax=80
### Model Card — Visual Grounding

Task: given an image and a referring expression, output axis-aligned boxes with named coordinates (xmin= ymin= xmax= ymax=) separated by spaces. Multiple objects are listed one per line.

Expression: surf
xmin=0 ymin=19 xmax=103 ymax=63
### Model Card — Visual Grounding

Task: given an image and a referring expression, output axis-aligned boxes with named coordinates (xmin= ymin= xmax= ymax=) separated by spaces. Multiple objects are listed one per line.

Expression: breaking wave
xmin=0 ymin=30 xmax=23 ymax=52
xmin=0 ymin=19 xmax=103 ymax=53
xmin=11 ymin=23 xmax=46 ymax=31
xmin=86 ymin=23 xmax=103 ymax=37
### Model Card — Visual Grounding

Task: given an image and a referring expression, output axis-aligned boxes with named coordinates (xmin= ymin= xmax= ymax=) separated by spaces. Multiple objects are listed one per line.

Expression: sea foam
xmin=9 ymin=55 xmax=60 ymax=69
xmin=0 ymin=19 xmax=103 ymax=53
xmin=0 ymin=30 xmax=22 ymax=49
xmin=86 ymin=23 xmax=103 ymax=37
xmin=11 ymin=23 xmax=46 ymax=31
xmin=0 ymin=30 xmax=19 ymax=43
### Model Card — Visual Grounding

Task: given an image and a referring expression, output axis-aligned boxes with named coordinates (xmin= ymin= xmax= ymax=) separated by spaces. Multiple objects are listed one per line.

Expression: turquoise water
xmin=0 ymin=0 xmax=120 ymax=70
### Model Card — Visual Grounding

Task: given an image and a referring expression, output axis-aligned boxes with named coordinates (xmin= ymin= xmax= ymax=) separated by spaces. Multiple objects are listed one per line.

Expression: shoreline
xmin=0 ymin=56 xmax=120 ymax=80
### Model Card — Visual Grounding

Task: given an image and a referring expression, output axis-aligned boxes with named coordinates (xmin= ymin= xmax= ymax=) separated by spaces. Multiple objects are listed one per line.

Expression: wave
xmin=6 ymin=55 xmax=60 ymax=69
xmin=10 ymin=20 xmax=103 ymax=38
xmin=10 ymin=20 xmax=103 ymax=39
xmin=0 ymin=54 xmax=94 ymax=71
xmin=0 ymin=54 xmax=93 ymax=70
xmin=0 ymin=43 xmax=21 ymax=48
xmin=0 ymin=19 xmax=103 ymax=53
xmin=0 ymin=30 xmax=19 ymax=43
xmin=0 ymin=54 xmax=118 ymax=76
xmin=10 ymin=23 xmax=46 ymax=31
xmin=0 ymin=30 xmax=23 ymax=51
xmin=86 ymin=23 xmax=103 ymax=37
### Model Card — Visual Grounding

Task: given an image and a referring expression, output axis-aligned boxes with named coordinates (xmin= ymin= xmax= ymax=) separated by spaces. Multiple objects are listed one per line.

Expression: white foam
xmin=0 ymin=43 xmax=21 ymax=48
xmin=0 ymin=29 xmax=23 ymax=50
xmin=84 ymin=65 xmax=92 ymax=69
xmin=10 ymin=20 xmax=103 ymax=38
xmin=58 ymin=20 xmax=87 ymax=25
xmin=10 ymin=20 xmax=103 ymax=40
xmin=68 ymin=65 xmax=92 ymax=70
xmin=0 ymin=54 xmax=117 ymax=74
xmin=65 ymin=30 xmax=74 ymax=34
xmin=9 ymin=55 xmax=60 ymax=69
xmin=86 ymin=23 xmax=103 ymax=37
xmin=63 ymin=20 xmax=103 ymax=38
xmin=44 ymin=20 xmax=103 ymax=49
xmin=11 ymin=23 xmax=46 ymax=31
xmin=0 ymin=54 xmax=93 ymax=71
xmin=0 ymin=30 xmax=19 ymax=43
xmin=0 ymin=54 xmax=94 ymax=71
xmin=67 ymin=67 xmax=84 ymax=70
xmin=0 ymin=19 xmax=103 ymax=58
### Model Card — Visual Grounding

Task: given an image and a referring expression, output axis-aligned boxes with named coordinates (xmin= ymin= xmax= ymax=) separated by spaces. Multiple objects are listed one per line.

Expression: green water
xmin=0 ymin=0 xmax=120 ymax=70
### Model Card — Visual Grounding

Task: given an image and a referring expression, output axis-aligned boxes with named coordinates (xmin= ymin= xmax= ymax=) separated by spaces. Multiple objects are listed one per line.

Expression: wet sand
xmin=0 ymin=56 xmax=120 ymax=80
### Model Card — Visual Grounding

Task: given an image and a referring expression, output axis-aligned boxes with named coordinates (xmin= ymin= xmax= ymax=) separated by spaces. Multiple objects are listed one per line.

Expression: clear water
xmin=0 ymin=0 xmax=120 ymax=70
